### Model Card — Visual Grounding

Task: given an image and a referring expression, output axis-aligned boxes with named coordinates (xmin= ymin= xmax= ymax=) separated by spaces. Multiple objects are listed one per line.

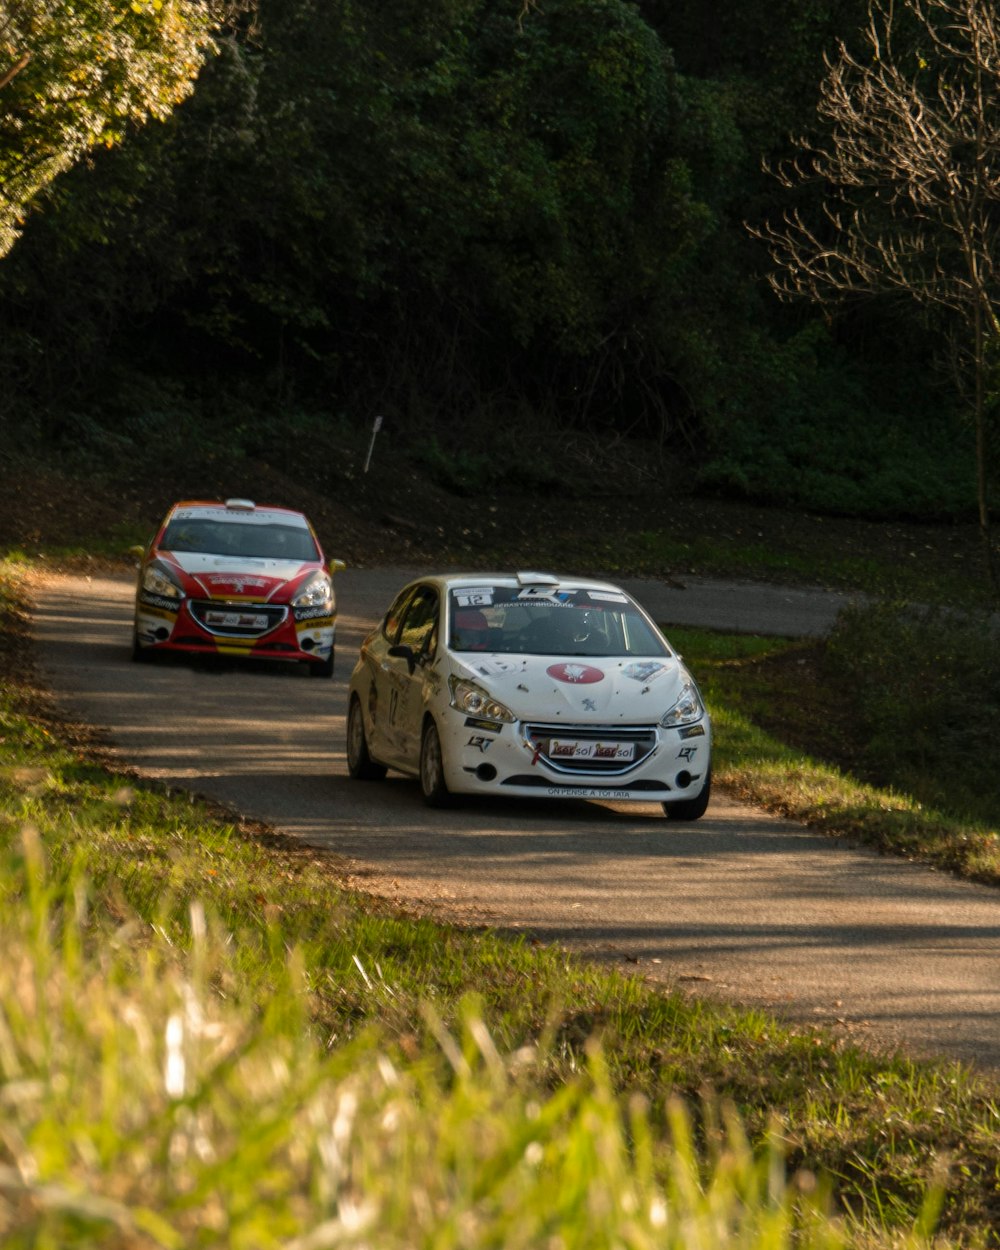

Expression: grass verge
xmin=3 ymin=560 xmax=1000 ymax=1246
xmin=666 ymin=628 xmax=1000 ymax=887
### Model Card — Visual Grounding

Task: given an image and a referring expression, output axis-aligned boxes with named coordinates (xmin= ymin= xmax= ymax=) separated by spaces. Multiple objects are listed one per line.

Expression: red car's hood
xmin=161 ymin=551 xmax=319 ymax=601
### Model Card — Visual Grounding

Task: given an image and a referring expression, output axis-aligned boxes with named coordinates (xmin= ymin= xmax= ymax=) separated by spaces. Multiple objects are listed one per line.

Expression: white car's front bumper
xmin=438 ymin=712 xmax=711 ymax=802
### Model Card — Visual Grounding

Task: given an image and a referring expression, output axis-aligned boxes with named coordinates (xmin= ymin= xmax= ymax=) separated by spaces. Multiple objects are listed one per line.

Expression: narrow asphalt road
xmin=30 ymin=566 xmax=1000 ymax=1072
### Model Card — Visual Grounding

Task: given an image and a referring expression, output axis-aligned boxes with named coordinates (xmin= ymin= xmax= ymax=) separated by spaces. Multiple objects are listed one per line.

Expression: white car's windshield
xmin=162 ymin=518 xmax=319 ymax=562
xmin=448 ymin=585 xmax=670 ymax=658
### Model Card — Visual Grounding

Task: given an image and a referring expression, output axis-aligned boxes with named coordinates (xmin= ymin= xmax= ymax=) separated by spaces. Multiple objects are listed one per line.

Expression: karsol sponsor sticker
xmin=549 ymin=739 xmax=636 ymax=761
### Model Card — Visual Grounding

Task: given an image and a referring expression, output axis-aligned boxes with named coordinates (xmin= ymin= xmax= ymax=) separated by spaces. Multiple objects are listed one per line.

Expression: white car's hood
xmin=457 ymin=653 xmax=689 ymax=723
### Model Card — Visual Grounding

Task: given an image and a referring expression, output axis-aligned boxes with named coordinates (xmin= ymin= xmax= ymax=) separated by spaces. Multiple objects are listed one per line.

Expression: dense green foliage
xmin=0 ymin=0 xmax=983 ymax=519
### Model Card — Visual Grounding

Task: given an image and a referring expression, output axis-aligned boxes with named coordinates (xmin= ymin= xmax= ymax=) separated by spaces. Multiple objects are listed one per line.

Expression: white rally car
xmin=346 ymin=571 xmax=712 ymax=818
xmin=132 ymin=498 xmax=344 ymax=675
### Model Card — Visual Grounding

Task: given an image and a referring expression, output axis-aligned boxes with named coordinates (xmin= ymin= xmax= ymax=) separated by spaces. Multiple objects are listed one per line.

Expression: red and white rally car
xmin=132 ymin=498 xmax=344 ymax=676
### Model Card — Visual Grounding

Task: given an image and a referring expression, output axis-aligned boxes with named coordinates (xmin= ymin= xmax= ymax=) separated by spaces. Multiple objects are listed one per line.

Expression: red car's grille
xmin=189 ymin=600 xmax=287 ymax=638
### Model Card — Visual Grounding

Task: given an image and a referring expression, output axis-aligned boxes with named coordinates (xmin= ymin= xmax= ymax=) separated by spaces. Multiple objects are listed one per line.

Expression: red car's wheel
xmin=308 ymin=651 xmax=334 ymax=678
xmin=131 ymin=629 xmax=153 ymax=663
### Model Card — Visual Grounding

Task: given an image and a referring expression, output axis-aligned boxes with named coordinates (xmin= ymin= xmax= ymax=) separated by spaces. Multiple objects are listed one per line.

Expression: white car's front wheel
xmin=662 ymin=768 xmax=711 ymax=822
xmin=419 ymin=719 xmax=454 ymax=808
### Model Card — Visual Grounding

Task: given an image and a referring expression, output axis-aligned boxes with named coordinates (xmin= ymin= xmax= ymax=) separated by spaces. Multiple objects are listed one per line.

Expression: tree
xmin=38 ymin=0 xmax=710 ymax=438
xmin=0 ymin=0 xmax=229 ymax=258
xmin=756 ymin=0 xmax=1000 ymax=592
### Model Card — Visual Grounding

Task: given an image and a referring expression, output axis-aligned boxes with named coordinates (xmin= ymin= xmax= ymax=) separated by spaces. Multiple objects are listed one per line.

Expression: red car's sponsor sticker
xmin=546 ymin=662 xmax=605 ymax=684
xmin=205 ymin=609 xmax=270 ymax=629
xmin=205 ymin=574 xmax=270 ymax=592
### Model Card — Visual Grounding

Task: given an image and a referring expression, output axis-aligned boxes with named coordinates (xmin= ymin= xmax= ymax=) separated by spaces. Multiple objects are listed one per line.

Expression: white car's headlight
xmin=659 ymin=678 xmax=705 ymax=728
xmin=449 ymin=676 xmax=515 ymax=723
xmin=292 ymin=572 xmax=333 ymax=610
xmin=142 ymin=561 xmax=183 ymax=600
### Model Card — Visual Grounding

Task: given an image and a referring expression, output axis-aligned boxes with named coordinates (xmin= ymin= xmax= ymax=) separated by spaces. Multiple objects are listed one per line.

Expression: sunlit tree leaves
xmin=0 ymin=0 xmax=218 ymax=256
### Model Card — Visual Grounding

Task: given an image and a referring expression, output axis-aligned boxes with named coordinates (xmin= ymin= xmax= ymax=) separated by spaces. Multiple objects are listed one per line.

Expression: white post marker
xmin=363 ymin=414 xmax=384 ymax=473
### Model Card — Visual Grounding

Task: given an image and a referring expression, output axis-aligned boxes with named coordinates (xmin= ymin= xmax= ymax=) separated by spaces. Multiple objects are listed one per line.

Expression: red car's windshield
xmin=162 ymin=517 xmax=319 ymax=562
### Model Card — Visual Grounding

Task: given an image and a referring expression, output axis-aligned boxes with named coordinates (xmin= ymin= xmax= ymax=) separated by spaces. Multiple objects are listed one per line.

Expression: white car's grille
xmin=521 ymin=723 xmax=658 ymax=775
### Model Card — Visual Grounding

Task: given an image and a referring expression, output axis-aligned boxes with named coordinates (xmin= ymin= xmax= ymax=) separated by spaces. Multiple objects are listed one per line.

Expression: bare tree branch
xmin=751 ymin=0 xmax=1000 ymax=595
xmin=0 ymin=50 xmax=30 ymax=92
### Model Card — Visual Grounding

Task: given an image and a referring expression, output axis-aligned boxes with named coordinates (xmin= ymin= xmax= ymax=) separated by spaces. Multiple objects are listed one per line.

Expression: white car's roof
xmin=419 ymin=571 xmax=633 ymax=595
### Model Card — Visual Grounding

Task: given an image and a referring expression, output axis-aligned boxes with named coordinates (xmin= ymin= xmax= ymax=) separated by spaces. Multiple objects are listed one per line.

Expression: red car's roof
xmin=166 ymin=499 xmax=308 ymax=519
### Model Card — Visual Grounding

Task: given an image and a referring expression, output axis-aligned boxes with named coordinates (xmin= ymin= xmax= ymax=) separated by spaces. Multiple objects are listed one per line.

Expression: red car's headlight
xmin=142 ymin=560 xmax=183 ymax=600
xmin=292 ymin=572 xmax=333 ymax=610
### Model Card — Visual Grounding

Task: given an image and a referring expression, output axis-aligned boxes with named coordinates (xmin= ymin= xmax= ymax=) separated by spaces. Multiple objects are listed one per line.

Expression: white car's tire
xmin=662 ymin=768 xmax=711 ymax=822
xmin=419 ymin=718 xmax=454 ymax=808
xmin=346 ymin=696 xmax=387 ymax=781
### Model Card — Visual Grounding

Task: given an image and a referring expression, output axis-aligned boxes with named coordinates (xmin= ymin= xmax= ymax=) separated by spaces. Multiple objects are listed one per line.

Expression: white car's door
xmin=366 ymin=586 xmax=417 ymax=767
xmin=388 ymin=585 xmax=440 ymax=770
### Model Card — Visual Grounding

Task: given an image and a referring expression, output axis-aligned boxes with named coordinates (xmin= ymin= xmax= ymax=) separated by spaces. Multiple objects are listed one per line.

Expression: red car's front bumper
xmin=134 ymin=593 xmax=336 ymax=668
